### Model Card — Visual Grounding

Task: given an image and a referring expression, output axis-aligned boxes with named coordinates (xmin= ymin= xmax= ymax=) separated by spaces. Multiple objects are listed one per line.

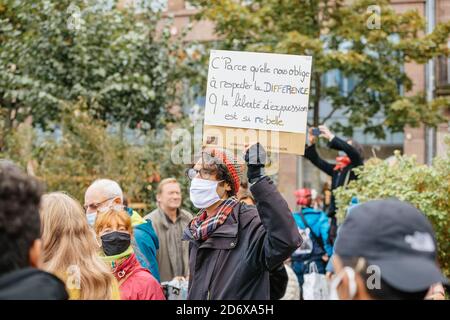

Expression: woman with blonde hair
xmin=94 ymin=208 xmax=165 ymax=300
xmin=40 ymin=192 xmax=120 ymax=300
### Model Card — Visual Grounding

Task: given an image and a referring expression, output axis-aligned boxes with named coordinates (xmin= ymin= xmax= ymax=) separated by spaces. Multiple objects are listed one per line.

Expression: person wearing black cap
xmin=330 ymin=198 xmax=448 ymax=300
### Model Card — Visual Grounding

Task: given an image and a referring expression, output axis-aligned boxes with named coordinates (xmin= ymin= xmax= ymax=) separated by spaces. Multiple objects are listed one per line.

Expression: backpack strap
xmin=343 ymin=169 xmax=352 ymax=189
xmin=298 ymin=210 xmax=325 ymax=253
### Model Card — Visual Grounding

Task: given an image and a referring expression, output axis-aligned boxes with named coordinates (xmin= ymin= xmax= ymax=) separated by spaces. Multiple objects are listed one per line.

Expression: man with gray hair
xmin=84 ymin=179 xmax=161 ymax=282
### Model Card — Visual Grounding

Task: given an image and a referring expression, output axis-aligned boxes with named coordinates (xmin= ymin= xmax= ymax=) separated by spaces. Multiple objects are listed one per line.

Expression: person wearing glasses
xmin=182 ymin=143 xmax=302 ymax=300
xmin=84 ymin=179 xmax=161 ymax=282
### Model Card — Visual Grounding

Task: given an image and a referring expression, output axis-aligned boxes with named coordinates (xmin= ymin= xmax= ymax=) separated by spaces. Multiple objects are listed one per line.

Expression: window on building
xmin=88 ymin=0 xmax=168 ymax=12
xmin=137 ymin=0 xmax=168 ymax=11
xmin=185 ymin=1 xmax=197 ymax=10
xmin=436 ymin=40 xmax=450 ymax=90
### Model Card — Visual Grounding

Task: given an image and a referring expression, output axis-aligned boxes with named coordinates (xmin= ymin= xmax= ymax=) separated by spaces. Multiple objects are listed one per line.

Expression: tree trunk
xmin=119 ymin=122 xmax=125 ymax=143
xmin=313 ymin=72 xmax=321 ymax=127
xmin=0 ymin=103 xmax=14 ymax=151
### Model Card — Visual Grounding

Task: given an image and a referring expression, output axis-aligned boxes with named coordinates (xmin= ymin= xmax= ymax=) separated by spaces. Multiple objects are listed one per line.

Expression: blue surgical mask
xmin=86 ymin=212 xmax=97 ymax=227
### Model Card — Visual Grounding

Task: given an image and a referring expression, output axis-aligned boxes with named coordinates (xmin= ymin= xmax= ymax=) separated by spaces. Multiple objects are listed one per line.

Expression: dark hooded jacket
xmin=304 ymin=136 xmax=364 ymax=217
xmin=185 ymin=176 xmax=302 ymax=300
xmin=0 ymin=268 xmax=68 ymax=300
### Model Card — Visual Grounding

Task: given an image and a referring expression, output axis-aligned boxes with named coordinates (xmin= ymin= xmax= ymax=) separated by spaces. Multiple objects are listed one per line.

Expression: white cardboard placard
xmin=204 ymin=50 xmax=312 ymax=134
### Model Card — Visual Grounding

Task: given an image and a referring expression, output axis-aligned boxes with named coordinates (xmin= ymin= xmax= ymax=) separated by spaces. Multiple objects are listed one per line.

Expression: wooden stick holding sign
xmin=203 ymin=50 xmax=312 ymax=155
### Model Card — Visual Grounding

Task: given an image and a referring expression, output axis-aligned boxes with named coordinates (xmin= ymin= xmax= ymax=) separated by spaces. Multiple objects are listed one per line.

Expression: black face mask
xmin=101 ymin=231 xmax=131 ymax=256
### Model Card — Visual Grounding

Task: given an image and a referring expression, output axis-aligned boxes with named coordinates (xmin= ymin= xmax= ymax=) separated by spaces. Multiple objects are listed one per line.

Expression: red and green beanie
xmin=206 ymin=148 xmax=244 ymax=195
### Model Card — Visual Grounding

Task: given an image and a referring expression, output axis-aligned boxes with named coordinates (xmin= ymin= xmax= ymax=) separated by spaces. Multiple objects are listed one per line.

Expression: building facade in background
xmin=145 ymin=0 xmax=449 ymax=209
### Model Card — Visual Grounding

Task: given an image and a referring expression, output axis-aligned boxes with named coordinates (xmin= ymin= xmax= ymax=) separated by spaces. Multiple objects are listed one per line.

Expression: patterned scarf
xmin=184 ymin=197 xmax=239 ymax=241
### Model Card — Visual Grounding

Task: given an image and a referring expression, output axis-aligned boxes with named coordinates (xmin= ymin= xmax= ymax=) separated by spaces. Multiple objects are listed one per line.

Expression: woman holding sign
xmin=182 ymin=143 xmax=302 ymax=300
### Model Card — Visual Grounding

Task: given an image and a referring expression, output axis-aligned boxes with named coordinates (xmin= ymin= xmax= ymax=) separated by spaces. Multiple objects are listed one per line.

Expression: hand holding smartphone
xmin=312 ymin=128 xmax=321 ymax=136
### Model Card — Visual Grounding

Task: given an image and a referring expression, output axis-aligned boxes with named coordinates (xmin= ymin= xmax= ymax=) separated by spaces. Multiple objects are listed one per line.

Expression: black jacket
xmin=304 ymin=136 xmax=364 ymax=217
xmin=269 ymin=264 xmax=288 ymax=300
xmin=0 ymin=268 xmax=68 ymax=300
xmin=185 ymin=176 xmax=302 ymax=300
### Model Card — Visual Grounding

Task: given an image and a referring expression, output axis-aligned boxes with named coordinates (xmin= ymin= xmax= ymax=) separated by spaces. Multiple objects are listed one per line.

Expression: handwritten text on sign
xmin=204 ymin=50 xmax=312 ymax=133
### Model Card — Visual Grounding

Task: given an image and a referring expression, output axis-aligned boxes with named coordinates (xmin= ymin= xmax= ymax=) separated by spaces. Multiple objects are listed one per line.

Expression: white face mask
xmin=189 ymin=178 xmax=222 ymax=209
xmin=329 ymin=267 xmax=357 ymax=300
xmin=86 ymin=212 xmax=97 ymax=227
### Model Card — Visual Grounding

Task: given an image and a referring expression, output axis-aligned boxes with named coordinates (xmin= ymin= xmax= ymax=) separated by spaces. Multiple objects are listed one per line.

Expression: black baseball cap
xmin=334 ymin=198 xmax=449 ymax=292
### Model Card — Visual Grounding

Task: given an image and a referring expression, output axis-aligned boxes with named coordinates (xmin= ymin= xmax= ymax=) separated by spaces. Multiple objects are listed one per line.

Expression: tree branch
xmin=345 ymin=75 xmax=370 ymax=100
xmin=321 ymin=107 xmax=339 ymax=124
xmin=313 ymin=72 xmax=322 ymax=126
xmin=321 ymin=74 xmax=370 ymax=124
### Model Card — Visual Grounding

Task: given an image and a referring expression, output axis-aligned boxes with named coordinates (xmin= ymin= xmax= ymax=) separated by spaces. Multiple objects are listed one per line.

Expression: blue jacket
xmin=126 ymin=208 xmax=161 ymax=282
xmin=292 ymin=207 xmax=333 ymax=257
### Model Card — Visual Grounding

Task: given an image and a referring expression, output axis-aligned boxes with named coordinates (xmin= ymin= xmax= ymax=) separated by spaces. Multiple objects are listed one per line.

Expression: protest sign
xmin=203 ymin=49 xmax=312 ymax=155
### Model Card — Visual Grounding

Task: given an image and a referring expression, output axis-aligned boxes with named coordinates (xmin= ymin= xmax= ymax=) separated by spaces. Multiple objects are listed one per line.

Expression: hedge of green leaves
xmin=335 ymin=143 xmax=450 ymax=277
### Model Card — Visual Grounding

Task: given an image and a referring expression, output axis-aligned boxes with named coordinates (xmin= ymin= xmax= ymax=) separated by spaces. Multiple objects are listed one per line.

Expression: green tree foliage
xmin=334 ymin=144 xmax=450 ymax=276
xmin=0 ymin=0 xmax=188 ymax=146
xmin=190 ymin=0 xmax=450 ymax=138
xmin=0 ymin=99 xmax=193 ymax=214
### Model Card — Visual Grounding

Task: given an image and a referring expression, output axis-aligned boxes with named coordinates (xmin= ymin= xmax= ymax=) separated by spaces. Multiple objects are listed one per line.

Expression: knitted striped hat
xmin=203 ymin=148 xmax=244 ymax=194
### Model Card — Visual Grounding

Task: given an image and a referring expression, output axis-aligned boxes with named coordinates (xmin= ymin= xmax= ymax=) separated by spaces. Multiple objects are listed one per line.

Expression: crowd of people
xmin=0 ymin=126 xmax=448 ymax=300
